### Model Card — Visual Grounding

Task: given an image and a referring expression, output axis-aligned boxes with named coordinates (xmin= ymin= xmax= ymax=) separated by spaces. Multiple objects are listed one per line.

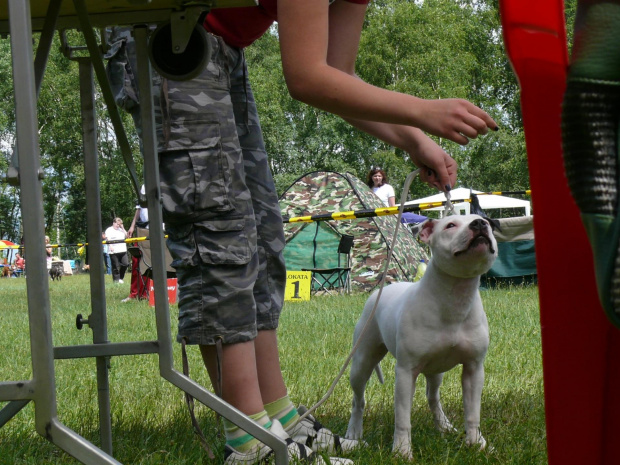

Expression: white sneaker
xmin=121 ymin=297 xmax=133 ymax=303
xmin=224 ymin=419 xmax=353 ymax=464
xmin=118 ymin=279 xmax=124 ymax=284
xmin=287 ymin=406 xmax=362 ymax=454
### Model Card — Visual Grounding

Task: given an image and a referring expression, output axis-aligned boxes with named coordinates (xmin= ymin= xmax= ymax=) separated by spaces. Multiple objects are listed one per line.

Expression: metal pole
xmin=7 ymin=1 xmax=120 ymax=462
xmin=0 ymin=400 xmax=30 ymax=428
xmin=72 ymin=0 xmax=143 ymax=200
xmin=33 ymin=0 xmax=62 ymax=96
xmin=9 ymin=0 xmax=58 ymax=431
xmin=132 ymin=25 xmax=175 ymax=370
xmin=79 ymin=57 xmax=113 ymax=455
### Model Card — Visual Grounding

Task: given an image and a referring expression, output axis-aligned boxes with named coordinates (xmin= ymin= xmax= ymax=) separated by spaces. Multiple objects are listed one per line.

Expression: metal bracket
xmin=59 ymin=28 xmax=113 ymax=61
xmin=169 ymin=6 xmax=208 ymax=54
xmin=5 ymin=148 xmax=20 ymax=185
xmin=76 ymin=314 xmax=90 ymax=330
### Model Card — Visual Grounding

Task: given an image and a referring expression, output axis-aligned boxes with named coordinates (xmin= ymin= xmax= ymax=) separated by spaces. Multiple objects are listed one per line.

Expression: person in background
xmin=11 ymin=253 xmax=25 ymax=277
xmin=102 ymin=232 xmax=112 ymax=275
xmin=122 ymin=185 xmax=149 ymax=302
xmin=367 ymin=167 xmax=396 ymax=207
xmin=14 ymin=253 xmax=25 ymax=269
xmin=45 ymin=236 xmax=53 ymax=272
xmin=104 ymin=218 xmax=129 ymax=284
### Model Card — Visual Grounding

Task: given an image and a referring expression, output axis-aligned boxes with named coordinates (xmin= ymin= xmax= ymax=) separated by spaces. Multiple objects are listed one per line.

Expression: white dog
xmin=345 ymin=214 xmax=499 ymax=459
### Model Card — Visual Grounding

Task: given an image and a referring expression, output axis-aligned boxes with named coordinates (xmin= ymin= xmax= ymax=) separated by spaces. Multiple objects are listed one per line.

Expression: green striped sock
xmin=264 ymin=396 xmax=300 ymax=431
xmin=224 ymin=410 xmax=272 ymax=453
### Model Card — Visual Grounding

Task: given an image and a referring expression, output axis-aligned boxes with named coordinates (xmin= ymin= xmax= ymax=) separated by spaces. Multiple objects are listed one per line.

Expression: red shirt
xmin=204 ymin=0 xmax=370 ymax=48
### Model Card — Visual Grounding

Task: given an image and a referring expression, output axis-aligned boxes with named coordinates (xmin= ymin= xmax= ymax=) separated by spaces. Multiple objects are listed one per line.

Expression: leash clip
xmin=444 ymin=190 xmax=457 ymax=216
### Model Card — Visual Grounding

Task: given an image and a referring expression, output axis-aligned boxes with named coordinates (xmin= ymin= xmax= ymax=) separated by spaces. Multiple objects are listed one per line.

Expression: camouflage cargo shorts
xmin=107 ymin=29 xmax=286 ymax=345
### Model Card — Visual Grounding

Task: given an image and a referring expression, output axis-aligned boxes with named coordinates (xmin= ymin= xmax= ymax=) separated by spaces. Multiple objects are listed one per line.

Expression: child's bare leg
xmin=254 ymin=329 xmax=288 ymax=405
xmin=200 ymin=341 xmax=264 ymax=415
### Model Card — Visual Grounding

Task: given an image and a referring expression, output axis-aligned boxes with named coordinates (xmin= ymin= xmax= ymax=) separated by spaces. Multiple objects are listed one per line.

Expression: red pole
xmin=500 ymin=1 xmax=620 ymax=463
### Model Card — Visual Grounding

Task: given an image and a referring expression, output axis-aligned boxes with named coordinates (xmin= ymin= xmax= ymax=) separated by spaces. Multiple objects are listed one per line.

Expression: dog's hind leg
xmin=425 ymin=373 xmax=456 ymax=433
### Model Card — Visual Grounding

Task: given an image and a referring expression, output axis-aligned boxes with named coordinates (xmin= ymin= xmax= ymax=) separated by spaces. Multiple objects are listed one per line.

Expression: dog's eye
xmin=445 ymin=222 xmax=456 ymax=229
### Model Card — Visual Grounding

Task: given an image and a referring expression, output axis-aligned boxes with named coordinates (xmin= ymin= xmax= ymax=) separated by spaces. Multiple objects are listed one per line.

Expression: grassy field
xmin=0 ymin=274 xmax=545 ymax=464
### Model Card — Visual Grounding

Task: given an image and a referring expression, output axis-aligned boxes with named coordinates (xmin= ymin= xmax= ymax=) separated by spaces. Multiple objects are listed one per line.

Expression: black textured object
xmin=562 ymin=81 xmax=620 ymax=216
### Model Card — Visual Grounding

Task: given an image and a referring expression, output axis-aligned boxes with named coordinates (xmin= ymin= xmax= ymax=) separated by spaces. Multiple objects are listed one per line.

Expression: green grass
xmin=0 ymin=274 xmax=545 ymax=464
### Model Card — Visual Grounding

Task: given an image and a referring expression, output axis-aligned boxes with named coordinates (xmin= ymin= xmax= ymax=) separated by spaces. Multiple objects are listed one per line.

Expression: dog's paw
xmin=392 ymin=438 xmax=413 ymax=461
xmin=344 ymin=426 xmax=363 ymax=441
xmin=435 ymin=419 xmax=457 ymax=435
xmin=392 ymin=446 xmax=413 ymax=461
xmin=345 ymin=412 xmax=364 ymax=441
xmin=464 ymin=431 xmax=486 ymax=451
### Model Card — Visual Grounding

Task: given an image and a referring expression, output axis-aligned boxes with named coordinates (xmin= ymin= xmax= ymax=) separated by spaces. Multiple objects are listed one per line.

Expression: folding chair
xmin=302 ymin=234 xmax=354 ymax=295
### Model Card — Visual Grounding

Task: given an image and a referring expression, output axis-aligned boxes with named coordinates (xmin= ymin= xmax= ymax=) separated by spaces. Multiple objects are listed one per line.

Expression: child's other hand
xmin=417 ymin=99 xmax=498 ymax=145
xmin=409 ymin=136 xmax=457 ymax=192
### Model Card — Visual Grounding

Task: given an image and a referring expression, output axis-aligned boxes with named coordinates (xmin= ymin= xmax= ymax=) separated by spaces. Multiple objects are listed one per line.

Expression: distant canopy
xmin=405 ymin=188 xmax=532 ymax=216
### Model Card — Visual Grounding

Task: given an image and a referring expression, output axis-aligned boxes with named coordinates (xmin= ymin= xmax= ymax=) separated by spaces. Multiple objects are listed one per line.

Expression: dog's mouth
xmin=454 ymin=233 xmax=495 ymax=256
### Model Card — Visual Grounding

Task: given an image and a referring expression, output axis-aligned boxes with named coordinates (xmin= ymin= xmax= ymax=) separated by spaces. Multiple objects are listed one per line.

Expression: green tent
xmin=279 ymin=171 xmax=429 ymax=292
xmin=482 ymin=215 xmax=537 ymax=285
xmin=283 ymin=221 xmax=343 ymax=271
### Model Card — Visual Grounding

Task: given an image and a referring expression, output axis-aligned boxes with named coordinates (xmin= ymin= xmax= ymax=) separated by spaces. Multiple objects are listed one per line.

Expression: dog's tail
xmin=373 ymin=365 xmax=384 ymax=384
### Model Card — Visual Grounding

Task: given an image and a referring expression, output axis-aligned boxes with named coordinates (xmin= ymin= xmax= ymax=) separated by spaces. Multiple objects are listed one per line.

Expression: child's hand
xmin=416 ymin=99 xmax=498 ymax=145
xmin=409 ymin=135 xmax=457 ymax=192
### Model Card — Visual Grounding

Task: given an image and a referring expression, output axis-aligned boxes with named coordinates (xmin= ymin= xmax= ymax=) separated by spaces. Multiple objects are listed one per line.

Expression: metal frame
xmin=0 ymin=1 xmax=287 ymax=463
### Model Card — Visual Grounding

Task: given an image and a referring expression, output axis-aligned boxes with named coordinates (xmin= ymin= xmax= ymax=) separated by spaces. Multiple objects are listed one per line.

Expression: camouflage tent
xmin=279 ymin=171 xmax=429 ymax=292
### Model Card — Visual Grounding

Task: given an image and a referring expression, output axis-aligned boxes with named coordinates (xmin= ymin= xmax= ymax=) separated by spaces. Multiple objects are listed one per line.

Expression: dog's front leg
xmin=392 ymin=363 xmax=417 ymax=459
xmin=425 ymin=373 xmax=456 ymax=433
xmin=461 ymin=361 xmax=486 ymax=450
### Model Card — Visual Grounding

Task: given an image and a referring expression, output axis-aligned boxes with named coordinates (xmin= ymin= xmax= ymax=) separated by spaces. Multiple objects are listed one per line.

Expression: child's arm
xmin=278 ymin=0 xmax=496 ymax=190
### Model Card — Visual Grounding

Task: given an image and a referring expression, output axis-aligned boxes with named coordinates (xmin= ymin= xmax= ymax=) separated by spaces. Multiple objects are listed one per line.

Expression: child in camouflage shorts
xmin=107 ymin=28 xmax=358 ymax=464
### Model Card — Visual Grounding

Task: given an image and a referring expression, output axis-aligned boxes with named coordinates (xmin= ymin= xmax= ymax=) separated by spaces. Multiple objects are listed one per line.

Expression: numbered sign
xmin=284 ymin=271 xmax=311 ymax=301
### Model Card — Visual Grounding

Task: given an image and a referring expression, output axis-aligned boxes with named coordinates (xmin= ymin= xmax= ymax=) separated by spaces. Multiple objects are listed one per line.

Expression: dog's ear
xmin=470 ymin=193 xmax=486 ymax=217
xmin=486 ymin=218 xmax=502 ymax=232
xmin=418 ymin=219 xmax=436 ymax=243
xmin=471 ymin=192 xmax=502 ymax=232
xmin=409 ymin=224 xmax=421 ymax=237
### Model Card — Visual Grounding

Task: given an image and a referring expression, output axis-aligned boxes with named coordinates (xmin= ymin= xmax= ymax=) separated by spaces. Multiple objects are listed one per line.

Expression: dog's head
xmin=418 ymin=214 xmax=499 ymax=279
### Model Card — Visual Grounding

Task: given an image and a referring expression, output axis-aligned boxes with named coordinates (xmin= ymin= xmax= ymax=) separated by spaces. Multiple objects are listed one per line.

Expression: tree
xmin=0 ymin=32 xmax=141 ymax=248
xmin=246 ymin=0 xmax=537 ymax=202
xmin=0 ymin=0 xmax=578 ymax=239
xmin=0 ymin=38 xmax=20 ymax=243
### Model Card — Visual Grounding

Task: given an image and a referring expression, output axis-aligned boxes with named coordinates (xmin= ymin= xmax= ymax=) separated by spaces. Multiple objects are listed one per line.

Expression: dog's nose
xmin=469 ymin=218 xmax=486 ymax=232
